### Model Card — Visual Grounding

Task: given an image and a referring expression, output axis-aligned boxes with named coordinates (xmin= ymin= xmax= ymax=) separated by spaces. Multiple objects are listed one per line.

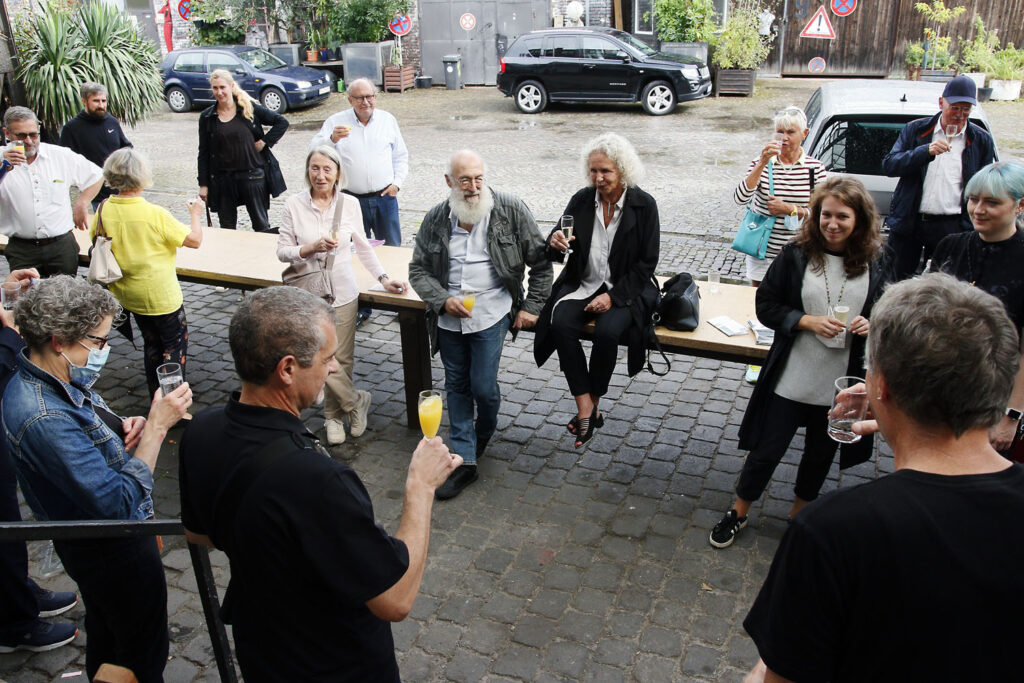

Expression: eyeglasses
xmin=82 ymin=333 xmax=110 ymax=350
xmin=456 ymin=176 xmax=485 ymax=187
xmin=775 ymin=107 xmax=805 ymax=117
xmin=10 ymin=131 xmax=40 ymax=141
xmin=348 ymin=94 xmax=376 ymax=102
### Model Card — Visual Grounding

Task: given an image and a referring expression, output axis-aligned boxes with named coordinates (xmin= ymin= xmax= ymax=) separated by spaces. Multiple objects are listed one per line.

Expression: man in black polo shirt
xmin=58 ymin=82 xmax=132 ymax=207
xmin=179 ymin=287 xmax=460 ymax=681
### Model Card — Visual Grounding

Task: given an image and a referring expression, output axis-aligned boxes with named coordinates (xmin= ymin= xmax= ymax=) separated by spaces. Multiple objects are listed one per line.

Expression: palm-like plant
xmin=16 ymin=1 xmax=164 ymax=134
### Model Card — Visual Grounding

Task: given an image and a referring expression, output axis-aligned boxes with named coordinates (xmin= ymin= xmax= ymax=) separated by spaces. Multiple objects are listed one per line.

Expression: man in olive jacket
xmin=409 ymin=150 xmax=552 ymax=499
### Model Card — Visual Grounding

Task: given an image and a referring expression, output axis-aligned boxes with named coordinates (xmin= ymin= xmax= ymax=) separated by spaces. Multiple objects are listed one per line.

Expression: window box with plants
xmin=654 ymin=0 xmax=716 ymax=65
xmin=988 ymin=47 xmax=1024 ymax=101
xmin=709 ymin=5 xmax=773 ymax=96
xmin=383 ymin=41 xmax=414 ymax=92
xmin=958 ymin=16 xmax=999 ymax=90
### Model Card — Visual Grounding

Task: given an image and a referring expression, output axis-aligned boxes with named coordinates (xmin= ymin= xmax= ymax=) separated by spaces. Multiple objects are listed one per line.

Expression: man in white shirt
xmin=409 ymin=150 xmax=552 ymax=500
xmin=310 ymin=78 xmax=407 ymax=323
xmin=881 ymin=75 xmax=996 ymax=279
xmin=1 ymin=107 xmax=103 ymax=277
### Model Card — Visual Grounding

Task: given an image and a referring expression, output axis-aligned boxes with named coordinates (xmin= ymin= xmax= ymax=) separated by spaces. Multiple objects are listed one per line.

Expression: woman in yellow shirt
xmin=91 ymin=148 xmax=204 ymax=394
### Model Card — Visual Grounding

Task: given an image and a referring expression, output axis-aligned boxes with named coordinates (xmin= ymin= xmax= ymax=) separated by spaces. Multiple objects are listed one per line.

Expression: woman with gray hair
xmin=2 ymin=275 xmax=192 ymax=681
xmin=277 ymin=145 xmax=405 ymax=446
xmin=93 ymin=147 xmax=204 ymax=396
xmin=534 ymin=133 xmax=660 ymax=448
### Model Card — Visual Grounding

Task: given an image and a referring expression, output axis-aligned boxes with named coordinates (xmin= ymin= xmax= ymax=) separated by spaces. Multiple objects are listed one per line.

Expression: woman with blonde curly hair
xmin=197 ymin=68 xmax=289 ymax=231
xmin=533 ymin=133 xmax=661 ymax=447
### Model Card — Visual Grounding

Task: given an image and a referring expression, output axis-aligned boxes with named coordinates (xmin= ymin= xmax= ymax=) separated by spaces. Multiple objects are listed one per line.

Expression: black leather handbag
xmin=655 ymin=272 xmax=700 ymax=331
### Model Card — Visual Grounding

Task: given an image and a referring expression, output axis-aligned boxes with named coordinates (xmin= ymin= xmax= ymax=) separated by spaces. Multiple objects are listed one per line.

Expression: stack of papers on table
xmin=747 ymin=320 xmax=775 ymax=346
xmin=708 ymin=316 xmax=747 ymax=337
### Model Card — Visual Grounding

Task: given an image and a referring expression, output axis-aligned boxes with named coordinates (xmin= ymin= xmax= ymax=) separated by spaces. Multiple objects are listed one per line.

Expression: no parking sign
xmin=831 ymin=0 xmax=857 ymax=17
xmin=389 ymin=13 xmax=411 ymax=37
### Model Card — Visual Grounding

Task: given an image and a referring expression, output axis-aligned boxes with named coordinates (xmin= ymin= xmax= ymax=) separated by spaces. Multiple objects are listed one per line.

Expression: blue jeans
xmin=437 ymin=315 xmax=510 ymax=465
xmin=356 ymin=194 xmax=402 ymax=246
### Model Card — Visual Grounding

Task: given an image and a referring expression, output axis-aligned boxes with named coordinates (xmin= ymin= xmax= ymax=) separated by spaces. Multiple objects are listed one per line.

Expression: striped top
xmin=734 ymin=152 xmax=828 ymax=260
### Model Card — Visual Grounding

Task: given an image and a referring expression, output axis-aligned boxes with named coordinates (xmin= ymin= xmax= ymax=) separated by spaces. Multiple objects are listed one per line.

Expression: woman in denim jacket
xmin=2 ymin=276 xmax=191 ymax=682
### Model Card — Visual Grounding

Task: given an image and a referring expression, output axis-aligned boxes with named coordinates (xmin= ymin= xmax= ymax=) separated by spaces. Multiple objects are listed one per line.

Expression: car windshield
xmin=611 ymin=32 xmax=657 ymax=57
xmin=238 ymin=48 xmax=286 ymax=70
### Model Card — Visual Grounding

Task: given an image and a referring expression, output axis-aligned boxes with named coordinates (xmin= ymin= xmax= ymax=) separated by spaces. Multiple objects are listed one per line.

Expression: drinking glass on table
xmin=156 ymin=362 xmax=184 ymax=396
xmin=828 ymin=376 xmax=868 ymax=443
xmin=460 ymin=288 xmax=476 ymax=313
xmin=707 ymin=270 xmax=720 ymax=294
xmin=418 ymin=390 xmax=443 ymax=439
xmin=560 ymin=215 xmax=574 ymax=255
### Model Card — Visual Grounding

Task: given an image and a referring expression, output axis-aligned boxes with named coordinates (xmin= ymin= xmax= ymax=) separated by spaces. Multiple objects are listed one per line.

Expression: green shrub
xmin=654 ymin=0 xmax=717 ymax=43
xmin=710 ymin=5 xmax=773 ymax=70
xmin=959 ymin=15 xmax=999 ymax=73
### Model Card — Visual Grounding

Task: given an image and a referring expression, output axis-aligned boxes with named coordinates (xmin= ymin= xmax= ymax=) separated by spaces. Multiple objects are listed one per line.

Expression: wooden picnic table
xmin=0 ymin=229 xmax=767 ymax=428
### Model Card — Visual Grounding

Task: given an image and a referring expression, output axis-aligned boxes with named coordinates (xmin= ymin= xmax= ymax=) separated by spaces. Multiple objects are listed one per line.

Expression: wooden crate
xmin=714 ymin=68 xmax=755 ymax=97
xmin=383 ymin=65 xmax=415 ymax=93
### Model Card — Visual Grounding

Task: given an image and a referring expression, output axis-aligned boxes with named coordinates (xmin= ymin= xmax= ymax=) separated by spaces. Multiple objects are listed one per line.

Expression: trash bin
xmin=442 ymin=54 xmax=462 ymax=90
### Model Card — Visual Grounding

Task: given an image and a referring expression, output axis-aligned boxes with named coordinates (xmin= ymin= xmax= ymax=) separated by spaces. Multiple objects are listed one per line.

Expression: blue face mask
xmin=62 ymin=342 xmax=111 ymax=385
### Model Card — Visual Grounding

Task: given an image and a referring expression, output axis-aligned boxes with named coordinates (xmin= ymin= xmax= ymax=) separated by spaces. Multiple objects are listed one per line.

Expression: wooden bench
xmin=0 ymin=229 xmax=766 ymax=428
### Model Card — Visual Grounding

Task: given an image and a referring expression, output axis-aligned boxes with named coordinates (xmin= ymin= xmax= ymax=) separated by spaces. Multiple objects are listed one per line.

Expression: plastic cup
xmin=156 ymin=362 xmax=183 ymax=396
xmin=460 ymin=288 xmax=476 ymax=313
xmin=708 ymin=271 xmax=721 ymax=294
xmin=828 ymin=376 xmax=868 ymax=443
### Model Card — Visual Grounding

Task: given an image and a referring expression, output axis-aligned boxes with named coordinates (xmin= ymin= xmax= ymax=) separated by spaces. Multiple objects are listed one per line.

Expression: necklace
xmin=601 ymin=200 xmax=616 ymax=227
xmin=822 ymin=255 xmax=848 ymax=310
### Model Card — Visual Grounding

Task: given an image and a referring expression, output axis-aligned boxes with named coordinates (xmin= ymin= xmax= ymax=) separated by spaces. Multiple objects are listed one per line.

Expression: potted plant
xmin=914 ymin=1 xmax=965 ymax=81
xmin=382 ymin=35 xmax=414 ymax=92
xmin=905 ymin=42 xmax=925 ymax=81
xmin=958 ymin=15 xmax=999 ymax=88
xmin=305 ymin=28 xmax=323 ymax=62
xmin=654 ymin=0 xmax=716 ymax=64
xmin=709 ymin=4 xmax=773 ymax=96
xmin=988 ymin=46 xmax=1024 ymax=100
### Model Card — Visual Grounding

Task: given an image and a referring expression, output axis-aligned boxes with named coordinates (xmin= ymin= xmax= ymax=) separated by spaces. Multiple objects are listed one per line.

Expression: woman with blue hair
xmin=932 ymin=161 xmax=1024 ymax=453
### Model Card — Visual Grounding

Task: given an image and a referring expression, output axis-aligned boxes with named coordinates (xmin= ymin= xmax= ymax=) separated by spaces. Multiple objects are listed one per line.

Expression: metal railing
xmin=0 ymin=519 xmax=237 ymax=682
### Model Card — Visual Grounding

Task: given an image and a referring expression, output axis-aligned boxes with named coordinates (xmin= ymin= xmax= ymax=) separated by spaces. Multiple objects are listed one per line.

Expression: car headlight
xmin=296 ymin=80 xmax=312 ymax=89
xmin=681 ymin=66 xmax=699 ymax=81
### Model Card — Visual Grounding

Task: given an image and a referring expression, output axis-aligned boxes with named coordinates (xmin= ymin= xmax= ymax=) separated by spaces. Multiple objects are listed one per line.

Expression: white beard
xmin=449 ymin=186 xmax=494 ymax=227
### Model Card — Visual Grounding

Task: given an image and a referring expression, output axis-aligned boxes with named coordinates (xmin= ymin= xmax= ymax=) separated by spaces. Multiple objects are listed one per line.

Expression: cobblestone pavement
xmin=4 ymin=81 xmax=1021 ymax=682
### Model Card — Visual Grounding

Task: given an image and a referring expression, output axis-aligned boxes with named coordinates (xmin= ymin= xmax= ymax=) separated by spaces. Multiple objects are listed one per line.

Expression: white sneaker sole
xmin=708 ymin=518 xmax=748 ymax=549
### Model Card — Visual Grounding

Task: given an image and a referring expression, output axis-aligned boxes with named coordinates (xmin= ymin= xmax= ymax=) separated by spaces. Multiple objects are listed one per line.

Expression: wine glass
xmin=560 ymin=215 xmax=574 ymax=255
xmin=945 ymin=124 xmax=957 ymax=139
xmin=418 ymin=390 xmax=443 ymax=439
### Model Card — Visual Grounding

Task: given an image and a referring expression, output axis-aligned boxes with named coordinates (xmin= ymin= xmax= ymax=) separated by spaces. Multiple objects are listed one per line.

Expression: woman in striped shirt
xmin=734 ymin=107 xmax=828 ymax=284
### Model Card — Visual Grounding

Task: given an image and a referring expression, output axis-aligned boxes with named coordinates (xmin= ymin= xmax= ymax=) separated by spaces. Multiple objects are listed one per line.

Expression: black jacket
xmin=59 ymin=111 xmax=132 ymax=202
xmin=197 ymin=103 xmax=288 ymax=208
xmin=881 ymin=112 xmax=996 ymax=235
xmin=534 ymin=186 xmax=660 ymax=378
xmin=738 ymin=243 xmax=892 ymax=469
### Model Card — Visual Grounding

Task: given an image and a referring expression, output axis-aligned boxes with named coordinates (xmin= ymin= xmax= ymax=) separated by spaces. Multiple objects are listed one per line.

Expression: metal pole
xmin=778 ymin=0 xmax=789 ymax=77
xmin=188 ymin=543 xmax=238 ymax=682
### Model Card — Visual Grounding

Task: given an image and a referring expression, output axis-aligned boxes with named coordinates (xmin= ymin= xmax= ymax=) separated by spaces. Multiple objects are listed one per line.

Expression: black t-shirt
xmin=58 ymin=111 xmax=132 ymax=201
xmin=179 ymin=393 xmax=409 ymax=682
xmin=932 ymin=229 xmax=1024 ymax=332
xmin=744 ymin=465 xmax=1024 ymax=682
xmin=211 ymin=115 xmax=263 ymax=172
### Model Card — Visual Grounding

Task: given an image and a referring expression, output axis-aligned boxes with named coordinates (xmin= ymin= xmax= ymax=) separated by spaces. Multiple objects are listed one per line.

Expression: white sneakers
xmin=325 ymin=418 xmax=346 ymax=445
xmin=349 ymin=390 xmax=372 ymax=438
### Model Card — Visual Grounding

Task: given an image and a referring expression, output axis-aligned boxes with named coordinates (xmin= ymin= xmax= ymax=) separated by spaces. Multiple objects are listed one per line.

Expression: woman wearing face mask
xmin=1 ymin=276 xmax=191 ymax=682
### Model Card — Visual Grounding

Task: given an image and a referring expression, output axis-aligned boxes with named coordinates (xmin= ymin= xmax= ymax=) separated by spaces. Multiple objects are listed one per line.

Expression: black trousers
xmin=550 ymin=290 xmax=632 ymax=398
xmin=212 ymin=167 xmax=270 ymax=232
xmin=0 ymin=443 xmax=37 ymax=639
xmin=132 ymin=306 xmax=188 ymax=396
xmin=888 ymin=214 xmax=964 ymax=281
xmin=4 ymin=232 xmax=79 ymax=278
xmin=735 ymin=393 xmax=839 ymax=503
xmin=54 ymin=537 xmax=168 ymax=683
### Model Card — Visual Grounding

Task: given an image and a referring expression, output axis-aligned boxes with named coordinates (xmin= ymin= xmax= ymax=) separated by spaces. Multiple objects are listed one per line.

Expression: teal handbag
xmin=731 ymin=159 xmax=775 ymax=259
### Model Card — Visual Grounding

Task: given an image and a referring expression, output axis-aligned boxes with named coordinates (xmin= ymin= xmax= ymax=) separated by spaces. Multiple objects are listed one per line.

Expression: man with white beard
xmin=409 ymin=150 xmax=552 ymax=499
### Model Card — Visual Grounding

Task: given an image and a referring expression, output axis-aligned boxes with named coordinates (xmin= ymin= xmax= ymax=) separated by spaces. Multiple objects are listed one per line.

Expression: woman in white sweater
xmin=277 ymin=145 xmax=405 ymax=445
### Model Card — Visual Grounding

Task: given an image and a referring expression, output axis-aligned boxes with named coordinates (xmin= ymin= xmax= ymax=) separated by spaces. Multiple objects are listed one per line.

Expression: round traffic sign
xmin=177 ymin=0 xmax=191 ymax=20
xmin=808 ymin=56 xmax=827 ymax=73
xmin=831 ymin=0 xmax=856 ymax=17
xmin=389 ymin=13 xmax=411 ymax=37
xmin=460 ymin=12 xmax=476 ymax=31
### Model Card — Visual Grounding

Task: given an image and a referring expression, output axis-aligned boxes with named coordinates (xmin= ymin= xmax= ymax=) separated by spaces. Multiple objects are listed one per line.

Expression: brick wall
xmin=398 ymin=4 xmax=421 ymax=75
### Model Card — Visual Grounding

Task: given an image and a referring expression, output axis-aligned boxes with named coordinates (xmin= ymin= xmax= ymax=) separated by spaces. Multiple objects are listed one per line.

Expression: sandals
xmin=567 ymin=411 xmax=604 ymax=436
xmin=574 ymin=407 xmax=602 ymax=448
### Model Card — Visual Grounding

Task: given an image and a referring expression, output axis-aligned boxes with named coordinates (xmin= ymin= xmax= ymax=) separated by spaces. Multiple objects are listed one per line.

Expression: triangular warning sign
xmin=800 ymin=6 xmax=836 ymax=39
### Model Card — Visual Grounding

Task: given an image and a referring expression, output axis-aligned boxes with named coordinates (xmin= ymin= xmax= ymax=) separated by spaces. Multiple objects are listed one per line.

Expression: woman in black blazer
xmin=534 ymin=133 xmax=660 ymax=447
xmin=197 ymin=68 xmax=288 ymax=232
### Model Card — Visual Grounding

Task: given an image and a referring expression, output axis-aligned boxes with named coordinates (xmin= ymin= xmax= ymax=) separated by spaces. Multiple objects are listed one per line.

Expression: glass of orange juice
xmin=460 ymin=288 xmax=476 ymax=313
xmin=418 ymin=390 xmax=443 ymax=439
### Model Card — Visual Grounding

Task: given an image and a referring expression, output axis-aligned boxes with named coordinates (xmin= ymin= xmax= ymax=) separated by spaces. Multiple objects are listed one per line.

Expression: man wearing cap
xmin=882 ymin=75 xmax=997 ymax=280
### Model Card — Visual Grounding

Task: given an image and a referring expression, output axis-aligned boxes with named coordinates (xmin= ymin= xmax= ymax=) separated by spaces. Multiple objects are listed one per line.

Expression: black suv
xmin=497 ymin=28 xmax=711 ymax=116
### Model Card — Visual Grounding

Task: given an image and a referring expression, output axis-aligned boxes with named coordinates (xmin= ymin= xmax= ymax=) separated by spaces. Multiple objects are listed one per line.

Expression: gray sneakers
xmin=325 ymin=418 xmax=346 ymax=445
xmin=348 ymin=390 xmax=372 ymax=438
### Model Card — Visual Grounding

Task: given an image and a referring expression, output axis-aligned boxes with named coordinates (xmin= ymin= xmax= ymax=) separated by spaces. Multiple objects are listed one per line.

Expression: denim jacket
xmin=409 ymin=188 xmax=553 ymax=354
xmin=2 ymin=350 xmax=153 ymax=521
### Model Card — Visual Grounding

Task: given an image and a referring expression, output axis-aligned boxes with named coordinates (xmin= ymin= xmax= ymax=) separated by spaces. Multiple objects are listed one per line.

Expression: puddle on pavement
xmin=450 ymin=114 xmax=478 ymax=120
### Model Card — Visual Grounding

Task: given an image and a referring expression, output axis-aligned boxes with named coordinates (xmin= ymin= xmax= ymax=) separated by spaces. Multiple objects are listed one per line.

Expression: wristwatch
xmin=1007 ymin=407 xmax=1022 ymax=422
xmin=790 ymin=205 xmax=799 ymax=217
xmin=378 ymin=273 xmax=389 ymax=283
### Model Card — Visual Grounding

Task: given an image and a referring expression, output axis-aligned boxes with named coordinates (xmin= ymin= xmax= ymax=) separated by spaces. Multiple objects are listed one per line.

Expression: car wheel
xmin=641 ymin=80 xmax=676 ymax=116
xmin=165 ymin=86 xmax=192 ymax=113
xmin=260 ymin=87 xmax=288 ymax=114
xmin=515 ymin=80 xmax=547 ymax=114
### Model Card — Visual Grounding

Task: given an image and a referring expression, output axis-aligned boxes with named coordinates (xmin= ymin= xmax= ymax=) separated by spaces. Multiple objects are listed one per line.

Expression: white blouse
xmin=277 ymin=190 xmax=386 ymax=307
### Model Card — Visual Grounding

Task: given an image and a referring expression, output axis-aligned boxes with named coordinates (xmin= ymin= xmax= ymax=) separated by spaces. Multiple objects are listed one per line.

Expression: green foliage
xmin=654 ymin=0 xmax=717 ymax=43
xmin=905 ymin=42 xmax=925 ymax=67
xmin=710 ymin=5 xmax=773 ymax=69
xmin=990 ymin=45 xmax=1024 ymax=81
xmin=334 ymin=0 xmax=410 ymax=44
xmin=959 ymin=16 xmax=999 ymax=73
xmin=16 ymin=0 xmax=164 ymax=133
xmin=193 ymin=21 xmax=246 ymax=46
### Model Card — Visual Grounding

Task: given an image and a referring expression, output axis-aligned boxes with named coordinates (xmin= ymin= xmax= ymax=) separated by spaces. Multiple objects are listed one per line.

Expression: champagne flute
xmin=945 ymin=124 xmax=957 ymax=139
xmin=560 ymin=215 xmax=574 ymax=255
xmin=418 ymin=390 xmax=443 ymax=440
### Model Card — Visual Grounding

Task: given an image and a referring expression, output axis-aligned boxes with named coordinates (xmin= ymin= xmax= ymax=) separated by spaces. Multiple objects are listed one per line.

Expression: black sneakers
xmin=435 ymin=464 xmax=478 ymax=500
xmin=0 ymin=620 xmax=78 ymax=653
xmin=709 ymin=509 xmax=748 ymax=548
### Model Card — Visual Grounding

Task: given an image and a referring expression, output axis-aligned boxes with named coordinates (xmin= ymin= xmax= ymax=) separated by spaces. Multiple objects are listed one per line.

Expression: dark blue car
xmin=161 ymin=45 xmax=332 ymax=114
